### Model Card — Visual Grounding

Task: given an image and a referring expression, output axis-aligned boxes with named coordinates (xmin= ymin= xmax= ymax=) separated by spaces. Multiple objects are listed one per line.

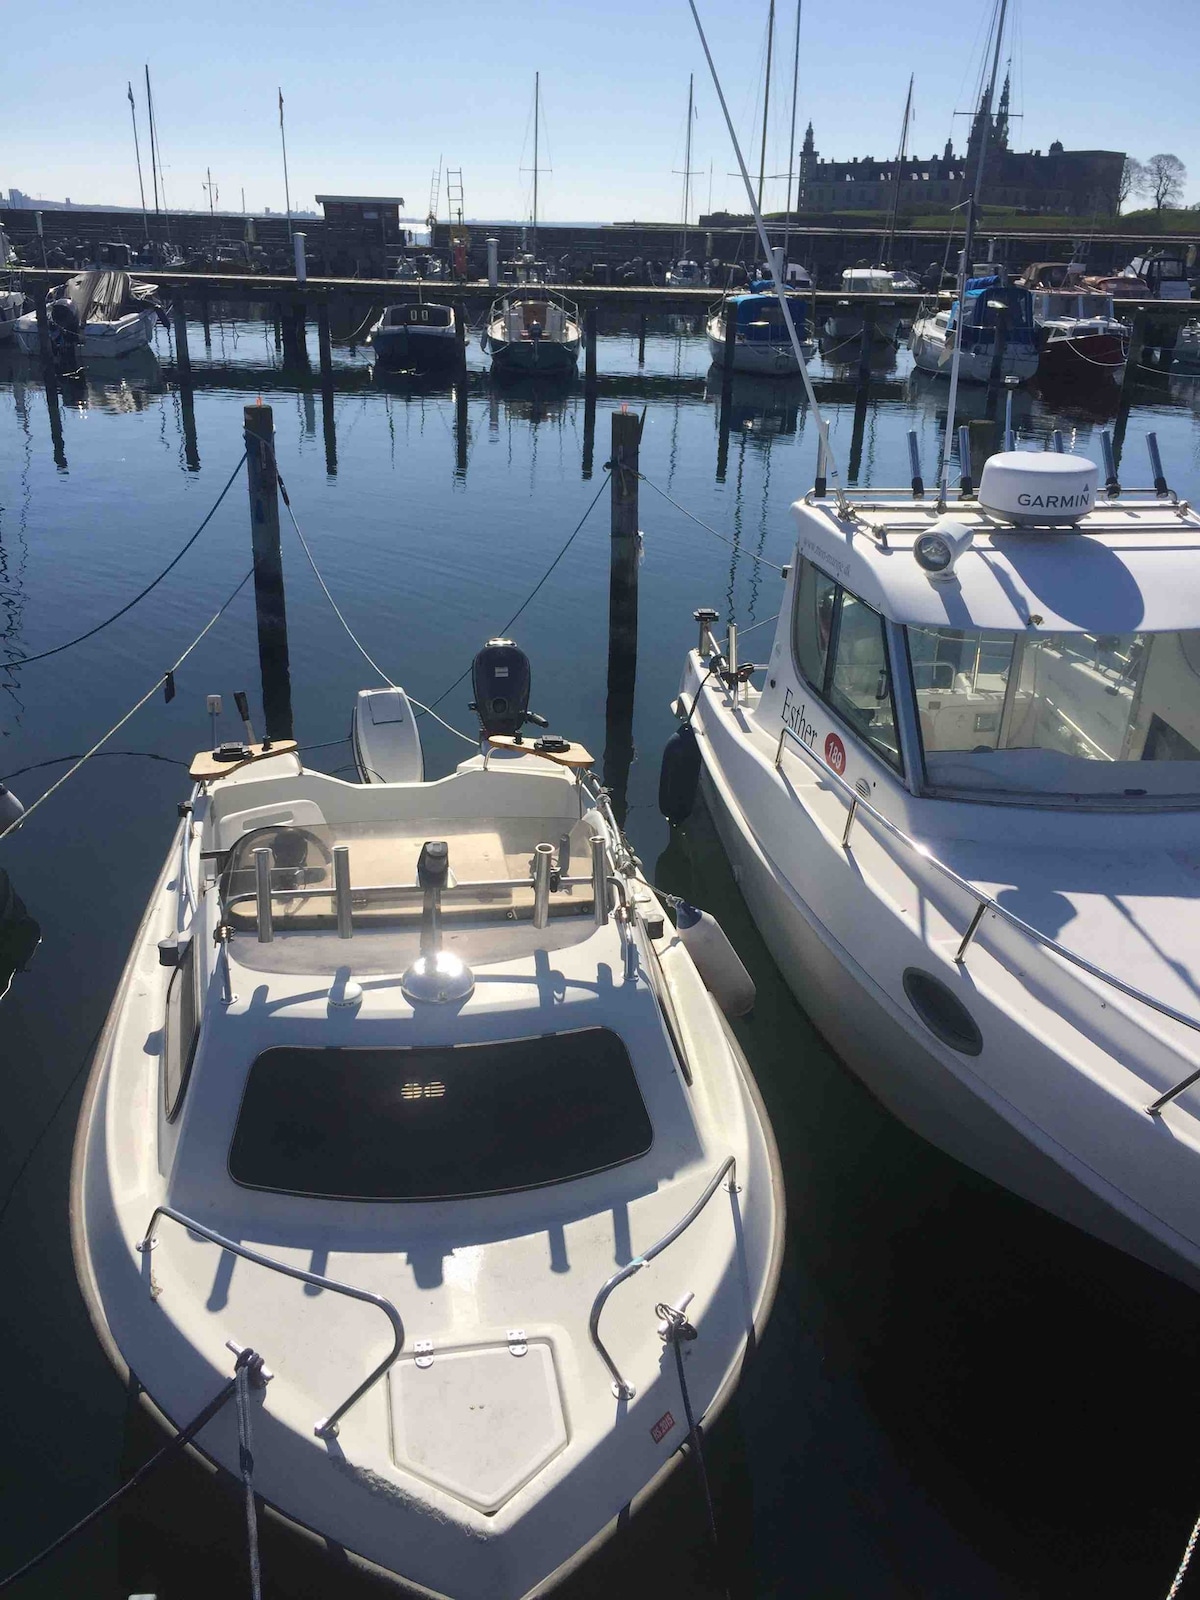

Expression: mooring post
xmin=604 ymin=409 xmax=641 ymax=824
xmin=969 ymin=419 xmax=998 ymax=484
xmin=1113 ymin=308 xmax=1147 ymax=470
xmin=637 ymin=310 xmax=647 ymax=366
xmin=856 ymin=305 xmax=876 ymax=381
xmin=316 ymin=301 xmax=337 ymax=476
xmin=33 ymin=288 xmax=66 ymax=470
xmin=200 ymin=294 xmax=212 ymax=351
xmin=172 ymin=299 xmax=200 ymax=472
xmin=987 ymin=303 xmax=1009 ymax=388
xmin=454 ymin=303 xmax=469 ymax=477
xmin=582 ymin=384 xmax=597 ymax=480
xmin=585 ymin=304 xmax=598 ymax=384
xmin=243 ymin=404 xmax=294 ymax=742
xmin=487 ymin=237 xmax=499 ymax=289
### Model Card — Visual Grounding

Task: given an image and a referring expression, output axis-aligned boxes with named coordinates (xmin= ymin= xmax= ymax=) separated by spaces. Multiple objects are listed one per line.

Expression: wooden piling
xmin=1113 ymin=309 xmax=1148 ymax=470
xmin=603 ymin=409 xmax=641 ymax=823
xmin=581 ymin=384 xmax=596 ymax=480
xmin=637 ymin=311 xmax=647 ymax=366
xmin=607 ymin=410 xmax=640 ymax=696
xmin=968 ymin=419 xmax=999 ymax=483
xmin=987 ymin=304 xmax=1009 ymax=388
xmin=856 ymin=307 xmax=876 ymax=380
xmin=243 ymin=404 xmax=294 ymax=742
xmin=316 ymin=302 xmax=334 ymax=387
xmin=585 ymin=304 xmax=598 ymax=384
xmin=33 ymin=288 xmax=66 ymax=469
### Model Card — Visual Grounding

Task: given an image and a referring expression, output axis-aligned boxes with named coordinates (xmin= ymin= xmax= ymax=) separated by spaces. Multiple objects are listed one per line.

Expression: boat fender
xmin=0 ymin=784 xmax=24 ymax=831
xmin=658 ymin=724 xmax=700 ymax=824
xmin=675 ymin=902 xmax=755 ymax=1018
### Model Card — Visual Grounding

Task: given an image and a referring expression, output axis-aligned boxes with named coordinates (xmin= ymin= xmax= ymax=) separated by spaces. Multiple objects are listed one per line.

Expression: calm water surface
xmin=3 ymin=307 xmax=1200 ymax=1598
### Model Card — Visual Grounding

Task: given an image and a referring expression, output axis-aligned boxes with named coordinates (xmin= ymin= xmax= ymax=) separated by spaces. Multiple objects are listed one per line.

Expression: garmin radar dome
xmin=978 ymin=450 xmax=1099 ymax=527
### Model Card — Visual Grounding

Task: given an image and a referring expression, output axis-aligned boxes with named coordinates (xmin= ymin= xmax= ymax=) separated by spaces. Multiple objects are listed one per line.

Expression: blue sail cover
xmin=729 ymin=293 xmax=809 ymax=341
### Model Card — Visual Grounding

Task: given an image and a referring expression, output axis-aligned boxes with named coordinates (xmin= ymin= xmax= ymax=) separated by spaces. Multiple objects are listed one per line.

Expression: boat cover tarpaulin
xmin=55 ymin=271 xmax=156 ymax=324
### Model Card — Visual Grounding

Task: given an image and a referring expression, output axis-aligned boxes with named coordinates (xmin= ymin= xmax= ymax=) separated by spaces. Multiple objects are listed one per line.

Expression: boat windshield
xmin=907 ymin=626 xmax=1200 ymax=799
xmin=229 ymin=1031 xmax=654 ymax=1200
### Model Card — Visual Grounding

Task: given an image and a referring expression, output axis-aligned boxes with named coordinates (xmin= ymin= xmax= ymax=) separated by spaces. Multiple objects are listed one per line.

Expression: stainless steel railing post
xmin=532 ymin=842 xmax=553 ymax=929
xmin=592 ymin=835 xmax=610 ymax=927
xmin=254 ymin=847 xmax=274 ymax=943
xmin=333 ymin=846 xmax=353 ymax=939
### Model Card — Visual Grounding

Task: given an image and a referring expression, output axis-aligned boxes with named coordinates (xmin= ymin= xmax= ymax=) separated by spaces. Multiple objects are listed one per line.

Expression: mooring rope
xmin=657 ymin=1297 xmax=729 ymax=1599
xmin=234 ymin=1350 xmax=266 ymax=1600
xmin=0 ymin=567 xmax=254 ymax=843
xmin=252 ymin=433 xmax=478 ymax=746
xmin=0 ymin=451 xmax=247 ymax=671
xmin=0 ymin=1352 xmax=265 ymax=1593
xmin=637 ymin=472 xmax=788 ymax=573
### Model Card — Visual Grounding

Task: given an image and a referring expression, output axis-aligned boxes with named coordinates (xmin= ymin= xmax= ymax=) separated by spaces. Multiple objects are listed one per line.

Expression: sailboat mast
xmin=783 ymin=0 xmax=801 ymax=264
xmin=532 ymin=71 xmax=539 ymax=257
xmin=756 ymin=0 xmax=775 ymax=213
xmin=882 ymin=75 xmax=913 ymax=268
xmin=127 ymin=82 xmax=149 ymax=241
xmin=681 ymin=73 xmax=694 ymax=253
xmin=144 ymin=64 xmax=160 ymax=216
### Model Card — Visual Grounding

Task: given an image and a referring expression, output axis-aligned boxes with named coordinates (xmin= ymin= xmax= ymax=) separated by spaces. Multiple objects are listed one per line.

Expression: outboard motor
xmin=469 ymin=638 xmax=547 ymax=738
xmin=48 ymin=297 xmax=80 ymax=336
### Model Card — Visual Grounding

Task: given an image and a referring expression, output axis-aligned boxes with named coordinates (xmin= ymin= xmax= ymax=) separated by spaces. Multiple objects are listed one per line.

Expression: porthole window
xmin=902 ymin=968 xmax=982 ymax=1056
xmin=164 ymin=936 xmax=201 ymax=1119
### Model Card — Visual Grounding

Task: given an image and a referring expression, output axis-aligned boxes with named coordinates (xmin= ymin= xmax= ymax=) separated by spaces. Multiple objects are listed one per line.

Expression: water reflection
xmin=0 ymin=865 xmax=40 ymax=1001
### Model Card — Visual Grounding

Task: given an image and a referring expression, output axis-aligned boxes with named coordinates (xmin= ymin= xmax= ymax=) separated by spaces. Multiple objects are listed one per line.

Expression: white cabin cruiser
xmin=824 ymin=268 xmax=903 ymax=342
xmin=665 ymin=445 xmax=1200 ymax=1292
xmin=73 ymin=640 xmax=782 ymax=1600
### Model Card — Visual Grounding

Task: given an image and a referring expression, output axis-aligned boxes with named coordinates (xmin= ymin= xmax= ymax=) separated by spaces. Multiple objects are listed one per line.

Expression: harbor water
xmin=3 ymin=308 xmax=1200 ymax=1598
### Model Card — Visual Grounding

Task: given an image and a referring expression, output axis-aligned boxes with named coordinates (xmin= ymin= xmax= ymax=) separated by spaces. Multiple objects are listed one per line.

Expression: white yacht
xmin=706 ymin=291 xmax=811 ymax=375
xmin=910 ymin=275 xmax=1039 ymax=384
xmin=665 ymin=445 xmax=1200 ymax=1292
xmin=73 ymin=642 xmax=783 ymax=1600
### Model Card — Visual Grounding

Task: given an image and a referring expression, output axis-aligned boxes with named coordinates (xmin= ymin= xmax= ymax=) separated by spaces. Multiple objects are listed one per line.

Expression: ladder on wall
xmin=446 ymin=168 xmax=465 ymax=225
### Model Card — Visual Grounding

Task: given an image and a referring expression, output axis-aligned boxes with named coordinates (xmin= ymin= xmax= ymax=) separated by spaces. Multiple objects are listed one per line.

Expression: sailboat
xmin=909 ymin=6 xmax=1038 ymax=384
xmin=665 ymin=76 xmax=702 ymax=288
xmin=483 ymin=73 xmax=582 ymax=375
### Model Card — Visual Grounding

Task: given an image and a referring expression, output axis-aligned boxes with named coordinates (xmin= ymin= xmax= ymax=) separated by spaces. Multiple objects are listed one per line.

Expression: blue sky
xmin=4 ymin=0 xmax=1197 ymax=222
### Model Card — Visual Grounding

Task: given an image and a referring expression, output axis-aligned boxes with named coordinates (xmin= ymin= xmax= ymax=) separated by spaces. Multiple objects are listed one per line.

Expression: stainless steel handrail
xmin=137 ymin=1205 xmax=405 ymax=1438
xmin=588 ymin=1157 xmax=737 ymax=1400
xmin=770 ymin=722 xmax=1200 ymax=1113
xmin=222 ymin=872 xmax=594 ymax=918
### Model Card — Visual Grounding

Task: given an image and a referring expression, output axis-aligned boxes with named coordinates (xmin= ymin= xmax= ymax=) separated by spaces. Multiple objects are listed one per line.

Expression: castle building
xmin=793 ymin=78 xmax=1124 ymax=217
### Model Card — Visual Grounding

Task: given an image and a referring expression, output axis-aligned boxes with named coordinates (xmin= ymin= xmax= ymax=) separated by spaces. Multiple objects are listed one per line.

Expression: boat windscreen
xmin=229 ymin=1030 xmax=654 ymax=1199
xmin=908 ymin=625 xmax=1200 ymax=798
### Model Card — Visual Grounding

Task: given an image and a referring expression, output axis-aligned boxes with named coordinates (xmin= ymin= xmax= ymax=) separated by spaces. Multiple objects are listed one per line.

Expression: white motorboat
xmin=665 ymin=259 xmax=704 ymax=288
xmin=664 ymin=442 xmax=1200 ymax=1292
xmin=823 ymin=268 xmax=904 ymax=342
xmin=909 ymin=276 xmax=1039 ymax=384
xmin=706 ymin=291 xmax=811 ymax=375
xmin=368 ymin=303 xmax=461 ymax=370
xmin=13 ymin=269 xmax=166 ymax=360
xmin=482 ymin=294 xmax=582 ymax=376
xmin=73 ymin=640 xmax=783 ymax=1600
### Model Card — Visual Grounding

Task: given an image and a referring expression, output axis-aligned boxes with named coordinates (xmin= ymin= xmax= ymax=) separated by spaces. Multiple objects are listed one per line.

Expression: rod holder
xmin=1100 ymin=429 xmax=1120 ymax=496
xmin=532 ymin=842 xmax=553 ymax=929
xmin=1051 ymin=429 xmax=1064 ymax=453
xmin=333 ymin=846 xmax=353 ymax=939
xmin=591 ymin=835 xmax=610 ymax=927
xmin=1004 ymin=385 xmax=1015 ymax=451
xmin=814 ymin=435 xmax=828 ymax=499
xmin=727 ymin=623 xmax=738 ymax=704
xmin=957 ymin=425 xmax=973 ymax=497
xmin=907 ymin=430 xmax=924 ymax=498
xmin=1147 ymin=431 xmax=1169 ymax=496
xmin=254 ymin=847 xmax=274 ymax=943
xmin=693 ymin=607 xmax=719 ymax=658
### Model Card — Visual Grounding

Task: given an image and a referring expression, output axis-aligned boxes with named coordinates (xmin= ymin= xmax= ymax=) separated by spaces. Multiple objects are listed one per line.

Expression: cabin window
xmin=791 ymin=560 xmax=903 ymax=772
xmin=908 ymin=626 xmax=1200 ymax=798
xmin=164 ymin=936 xmax=200 ymax=1120
xmin=228 ymin=1030 xmax=654 ymax=1200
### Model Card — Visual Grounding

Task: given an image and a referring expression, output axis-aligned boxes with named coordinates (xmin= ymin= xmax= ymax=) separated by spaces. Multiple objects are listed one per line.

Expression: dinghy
xmin=73 ymin=639 xmax=783 ymax=1600
xmin=665 ymin=440 xmax=1200 ymax=1293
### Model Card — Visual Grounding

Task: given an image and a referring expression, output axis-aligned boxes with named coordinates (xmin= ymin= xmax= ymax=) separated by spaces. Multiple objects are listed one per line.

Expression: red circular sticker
xmin=824 ymin=732 xmax=846 ymax=774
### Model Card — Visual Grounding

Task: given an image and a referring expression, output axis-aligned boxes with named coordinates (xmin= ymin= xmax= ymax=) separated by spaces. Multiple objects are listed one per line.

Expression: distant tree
xmin=1144 ymin=153 xmax=1187 ymax=213
xmin=1117 ymin=156 xmax=1147 ymax=212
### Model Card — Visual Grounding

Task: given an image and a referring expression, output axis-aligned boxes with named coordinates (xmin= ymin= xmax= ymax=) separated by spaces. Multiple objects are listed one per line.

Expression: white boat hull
xmin=14 ymin=307 xmax=157 ymax=359
xmin=705 ymin=317 xmax=804 ymax=375
xmin=910 ymin=313 xmax=1039 ymax=384
xmin=682 ymin=654 xmax=1200 ymax=1295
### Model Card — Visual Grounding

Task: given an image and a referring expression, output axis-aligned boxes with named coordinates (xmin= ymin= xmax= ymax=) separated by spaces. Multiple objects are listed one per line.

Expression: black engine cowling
xmin=470 ymin=638 xmax=532 ymax=737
